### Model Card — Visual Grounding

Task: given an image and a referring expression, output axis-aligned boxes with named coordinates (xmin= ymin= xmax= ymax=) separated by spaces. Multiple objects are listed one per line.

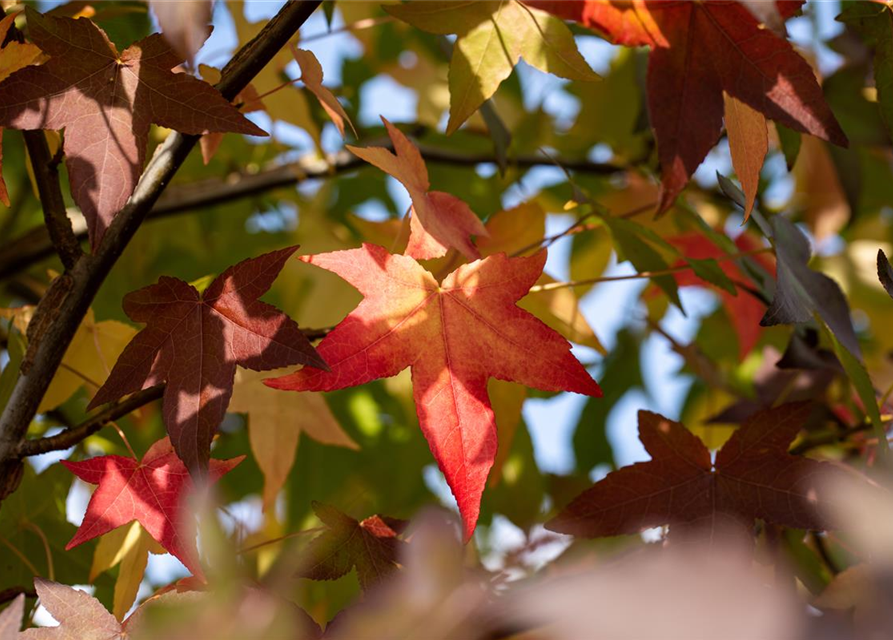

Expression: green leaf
xmin=686 ymin=257 xmax=737 ymax=295
xmin=388 ymin=0 xmax=599 ymax=133
xmin=838 ymin=1 xmax=893 ymax=142
xmin=775 ymin=123 xmax=802 ymax=171
xmin=821 ymin=321 xmax=888 ymax=459
xmin=573 ymin=329 xmax=642 ymax=472
xmin=602 ymin=215 xmax=682 ymax=309
xmin=761 ymin=215 xmax=861 ymax=360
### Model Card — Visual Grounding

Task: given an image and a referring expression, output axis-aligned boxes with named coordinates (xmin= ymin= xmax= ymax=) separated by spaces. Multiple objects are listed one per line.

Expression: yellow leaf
xmin=292 ymin=47 xmax=356 ymax=138
xmin=90 ymin=522 xmax=165 ymax=620
xmin=488 ymin=379 xmax=527 ymax=487
xmin=40 ymin=309 xmax=136 ymax=412
xmin=521 ymin=273 xmax=606 ymax=354
xmin=230 ymin=368 xmax=358 ymax=511
xmin=229 ymin=1 xmax=321 ymax=148
xmin=791 ymin=135 xmax=849 ymax=241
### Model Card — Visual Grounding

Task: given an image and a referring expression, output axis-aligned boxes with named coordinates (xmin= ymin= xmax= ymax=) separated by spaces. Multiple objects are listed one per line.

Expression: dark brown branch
xmin=18 ymin=386 xmax=164 ymax=457
xmin=0 ymin=0 xmax=323 ymax=467
xmin=17 ymin=326 xmax=331 ymax=457
xmin=0 ymin=147 xmax=624 ymax=279
xmin=0 ymin=586 xmax=36 ymax=605
xmin=22 ymin=131 xmax=82 ymax=269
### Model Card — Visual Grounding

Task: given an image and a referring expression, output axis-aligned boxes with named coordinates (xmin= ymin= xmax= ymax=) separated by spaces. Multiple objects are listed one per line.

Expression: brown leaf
xmin=723 ymin=92 xmax=768 ymax=220
xmin=0 ymin=8 xmax=266 ymax=247
xmin=548 ymin=402 xmax=839 ymax=541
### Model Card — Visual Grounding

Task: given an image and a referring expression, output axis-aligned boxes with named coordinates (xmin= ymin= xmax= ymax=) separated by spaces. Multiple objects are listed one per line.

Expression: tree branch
xmin=22 ymin=130 xmax=82 ymax=269
xmin=16 ymin=326 xmax=331 ymax=457
xmin=18 ymin=386 xmax=164 ymax=457
xmin=0 ymin=147 xmax=625 ymax=279
xmin=0 ymin=0 xmax=323 ymax=471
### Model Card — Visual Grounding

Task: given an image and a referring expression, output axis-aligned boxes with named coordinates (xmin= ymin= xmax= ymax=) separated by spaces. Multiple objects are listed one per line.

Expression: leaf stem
xmin=299 ymin=15 xmax=395 ymax=44
xmin=528 ymin=247 xmax=774 ymax=293
xmin=0 ymin=147 xmax=629 ymax=278
xmin=510 ymin=201 xmax=657 ymax=258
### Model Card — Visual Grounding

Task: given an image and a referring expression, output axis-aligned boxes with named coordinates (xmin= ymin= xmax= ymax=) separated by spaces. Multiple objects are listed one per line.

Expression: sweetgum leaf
xmin=347 ymin=118 xmax=488 ymax=261
xmin=23 ymin=578 xmax=122 ymax=640
xmin=0 ymin=594 xmax=23 ymax=640
xmin=531 ymin=0 xmax=847 ymax=212
xmin=89 ymin=247 xmax=325 ymax=472
xmin=549 ymin=403 xmax=839 ymax=541
xmin=267 ymin=245 xmax=601 ymax=540
xmin=297 ymin=502 xmax=407 ymax=591
xmin=723 ymin=92 xmax=768 ymax=221
xmin=386 ymin=0 xmax=599 ymax=133
xmin=761 ymin=215 xmax=861 ymax=359
xmin=0 ymin=8 xmax=266 ymax=247
xmin=292 ymin=47 xmax=355 ymax=138
xmin=62 ymin=437 xmax=243 ymax=580
xmin=228 ymin=367 xmax=358 ymax=512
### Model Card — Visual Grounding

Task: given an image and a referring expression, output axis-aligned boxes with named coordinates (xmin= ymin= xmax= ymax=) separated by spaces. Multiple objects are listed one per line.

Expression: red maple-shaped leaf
xmin=266 ymin=244 xmax=601 ymax=540
xmin=297 ymin=502 xmax=408 ymax=591
xmin=61 ymin=438 xmax=243 ymax=580
xmin=547 ymin=403 xmax=837 ymax=541
xmin=530 ymin=0 xmax=847 ymax=212
xmin=347 ymin=118 xmax=488 ymax=260
xmin=670 ymin=232 xmax=775 ymax=358
xmin=0 ymin=8 xmax=266 ymax=247
xmin=89 ymin=247 xmax=326 ymax=472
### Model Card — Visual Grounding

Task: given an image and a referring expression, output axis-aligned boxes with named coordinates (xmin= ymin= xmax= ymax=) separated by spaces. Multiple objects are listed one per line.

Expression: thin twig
xmin=510 ymin=201 xmax=657 ymax=258
xmin=299 ymin=15 xmax=395 ymax=44
xmin=17 ymin=386 xmax=164 ymax=457
xmin=16 ymin=325 xmax=331 ymax=458
xmin=0 ymin=148 xmax=628 ymax=279
xmin=528 ymin=247 xmax=774 ymax=293
xmin=0 ymin=0 xmax=325 ymax=469
xmin=22 ymin=131 xmax=82 ymax=269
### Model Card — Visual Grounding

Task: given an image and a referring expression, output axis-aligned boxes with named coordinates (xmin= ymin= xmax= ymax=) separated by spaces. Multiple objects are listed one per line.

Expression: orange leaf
xmin=266 ymin=245 xmax=601 ymax=540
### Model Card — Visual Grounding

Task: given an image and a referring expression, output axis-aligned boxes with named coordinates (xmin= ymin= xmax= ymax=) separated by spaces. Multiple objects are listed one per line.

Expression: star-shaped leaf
xmin=89 ymin=247 xmax=326 ymax=472
xmin=62 ymin=438 xmax=243 ymax=580
xmin=21 ymin=578 xmax=196 ymax=640
xmin=0 ymin=8 xmax=266 ymax=247
xmin=386 ymin=0 xmax=600 ymax=133
xmin=38 ymin=309 xmax=136 ymax=412
xmin=531 ymin=0 xmax=847 ymax=212
xmin=22 ymin=578 xmax=122 ymax=640
xmin=547 ymin=402 xmax=837 ymax=541
xmin=347 ymin=118 xmax=488 ymax=260
xmin=297 ymin=502 xmax=407 ymax=591
xmin=0 ymin=594 xmax=24 ymax=640
xmin=266 ymin=244 xmax=601 ymax=539
xmin=89 ymin=522 xmax=165 ymax=620
xmin=291 ymin=47 xmax=355 ymax=138
xmin=228 ymin=367 xmax=358 ymax=512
